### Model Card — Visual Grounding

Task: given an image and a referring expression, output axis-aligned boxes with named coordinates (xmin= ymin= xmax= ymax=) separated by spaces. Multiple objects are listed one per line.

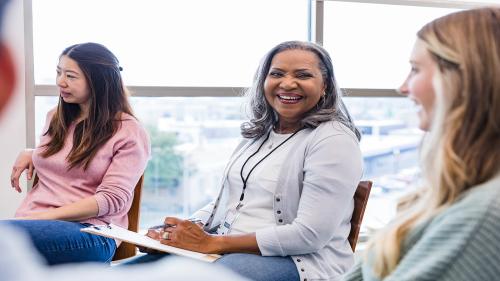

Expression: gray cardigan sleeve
xmin=256 ymin=130 xmax=363 ymax=256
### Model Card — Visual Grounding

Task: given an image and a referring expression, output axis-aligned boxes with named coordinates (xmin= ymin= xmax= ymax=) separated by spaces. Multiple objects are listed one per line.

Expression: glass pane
xmin=345 ymin=97 xmax=422 ymax=236
xmin=323 ymin=1 xmax=458 ymax=88
xmin=35 ymin=96 xmax=422 ymax=231
xmin=131 ymin=97 xmax=246 ymax=227
xmin=32 ymin=0 xmax=309 ymax=87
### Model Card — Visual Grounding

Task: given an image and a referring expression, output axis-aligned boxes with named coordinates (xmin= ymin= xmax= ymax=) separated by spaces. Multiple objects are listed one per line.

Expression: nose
xmin=56 ymin=74 xmax=66 ymax=88
xmin=279 ymin=75 xmax=298 ymax=90
xmin=397 ymin=75 xmax=409 ymax=96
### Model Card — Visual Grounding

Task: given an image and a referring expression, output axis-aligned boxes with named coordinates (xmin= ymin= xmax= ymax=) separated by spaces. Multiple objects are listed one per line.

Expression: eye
xmin=56 ymin=69 xmax=61 ymax=76
xmin=67 ymin=74 xmax=76 ymax=79
xmin=296 ymin=72 xmax=313 ymax=79
xmin=268 ymin=71 xmax=283 ymax=78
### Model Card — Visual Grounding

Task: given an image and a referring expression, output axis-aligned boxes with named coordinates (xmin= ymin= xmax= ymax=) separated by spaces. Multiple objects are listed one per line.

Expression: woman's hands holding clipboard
xmin=139 ymin=217 xmax=215 ymax=254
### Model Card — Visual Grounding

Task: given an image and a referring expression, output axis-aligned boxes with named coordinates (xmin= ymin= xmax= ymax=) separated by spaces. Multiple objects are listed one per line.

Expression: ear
xmin=0 ymin=42 xmax=16 ymax=115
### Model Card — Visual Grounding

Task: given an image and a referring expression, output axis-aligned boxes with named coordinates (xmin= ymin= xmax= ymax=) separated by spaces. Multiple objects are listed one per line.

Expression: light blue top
xmin=343 ymin=173 xmax=500 ymax=281
xmin=193 ymin=121 xmax=363 ymax=281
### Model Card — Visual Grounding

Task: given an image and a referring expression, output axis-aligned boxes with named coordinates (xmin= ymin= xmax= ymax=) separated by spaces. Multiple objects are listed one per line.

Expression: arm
xmin=92 ymin=125 xmax=150 ymax=218
xmin=20 ymin=196 xmax=98 ymax=221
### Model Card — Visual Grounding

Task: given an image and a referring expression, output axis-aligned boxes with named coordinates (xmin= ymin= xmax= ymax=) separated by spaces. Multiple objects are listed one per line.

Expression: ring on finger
xmin=161 ymin=231 xmax=170 ymax=240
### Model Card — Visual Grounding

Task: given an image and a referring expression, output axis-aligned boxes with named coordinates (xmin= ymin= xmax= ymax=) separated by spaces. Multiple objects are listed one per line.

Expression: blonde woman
xmin=344 ymin=7 xmax=500 ymax=281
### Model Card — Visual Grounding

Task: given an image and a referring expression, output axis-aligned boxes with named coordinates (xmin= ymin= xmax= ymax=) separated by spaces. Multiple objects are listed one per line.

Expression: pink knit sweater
xmin=15 ymin=110 xmax=151 ymax=229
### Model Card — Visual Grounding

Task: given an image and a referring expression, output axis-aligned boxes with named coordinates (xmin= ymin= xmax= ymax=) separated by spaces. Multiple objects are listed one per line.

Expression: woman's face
xmin=264 ymin=49 xmax=326 ymax=129
xmin=56 ymin=55 xmax=90 ymax=109
xmin=399 ymin=39 xmax=437 ymax=131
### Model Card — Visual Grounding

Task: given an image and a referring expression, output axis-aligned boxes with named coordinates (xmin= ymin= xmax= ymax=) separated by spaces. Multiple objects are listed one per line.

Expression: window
xmin=29 ymin=0 xmax=489 ymax=232
xmin=323 ymin=2 xmax=457 ymax=88
xmin=32 ymin=0 xmax=309 ymax=86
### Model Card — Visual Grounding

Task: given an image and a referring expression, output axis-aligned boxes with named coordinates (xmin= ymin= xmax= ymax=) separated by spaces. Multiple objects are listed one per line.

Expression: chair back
xmin=112 ymin=175 xmax=144 ymax=260
xmin=348 ymin=180 xmax=372 ymax=251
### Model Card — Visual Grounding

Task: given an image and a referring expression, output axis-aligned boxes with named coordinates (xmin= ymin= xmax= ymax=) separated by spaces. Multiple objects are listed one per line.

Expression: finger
xmin=160 ymin=230 xmax=171 ymax=240
xmin=164 ymin=216 xmax=182 ymax=226
xmin=10 ymin=167 xmax=17 ymax=186
xmin=11 ymin=168 xmax=23 ymax=193
xmin=159 ymin=236 xmax=176 ymax=247
xmin=146 ymin=229 xmax=161 ymax=240
xmin=27 ymin=164 xmax=34 ymax=180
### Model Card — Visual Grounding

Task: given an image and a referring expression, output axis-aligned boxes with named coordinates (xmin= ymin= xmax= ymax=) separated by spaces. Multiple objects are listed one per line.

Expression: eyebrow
xmin=56 ymin=66 xmax=80 ymax=75
xmin=269 ymin=67 xmax=312 ymax=72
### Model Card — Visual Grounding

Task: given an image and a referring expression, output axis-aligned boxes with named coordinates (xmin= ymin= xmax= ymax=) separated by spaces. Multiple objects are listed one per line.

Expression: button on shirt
xmin=220 ymin=130 xmax=298 ymax=235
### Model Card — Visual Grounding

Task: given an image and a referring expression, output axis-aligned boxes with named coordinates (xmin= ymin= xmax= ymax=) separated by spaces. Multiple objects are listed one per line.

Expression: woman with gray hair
xmin=134 ymin=41 xmax=363 ymax=281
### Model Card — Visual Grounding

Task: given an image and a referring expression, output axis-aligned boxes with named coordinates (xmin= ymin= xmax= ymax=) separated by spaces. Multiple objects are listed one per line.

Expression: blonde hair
xmin=369 ymin=7 xmax=500 ymax=278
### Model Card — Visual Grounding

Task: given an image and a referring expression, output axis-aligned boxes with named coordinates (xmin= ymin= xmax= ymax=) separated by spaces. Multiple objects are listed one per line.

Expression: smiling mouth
xmin=277 ymin=94 xmax=303 ymax=104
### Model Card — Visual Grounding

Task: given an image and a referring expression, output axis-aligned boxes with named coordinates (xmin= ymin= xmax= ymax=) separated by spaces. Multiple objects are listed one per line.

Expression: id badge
xmin=217 ymin=208 xmax=240 ymax=235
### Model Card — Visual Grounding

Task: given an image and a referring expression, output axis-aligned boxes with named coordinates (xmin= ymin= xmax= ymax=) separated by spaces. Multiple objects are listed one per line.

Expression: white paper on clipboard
xmin=81 ymin=224 xmax=220 ymax=263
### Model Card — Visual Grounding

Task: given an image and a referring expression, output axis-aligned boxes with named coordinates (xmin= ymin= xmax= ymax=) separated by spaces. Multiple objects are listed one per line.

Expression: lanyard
xmin=237 ymin=128 xmax=302 ymax=210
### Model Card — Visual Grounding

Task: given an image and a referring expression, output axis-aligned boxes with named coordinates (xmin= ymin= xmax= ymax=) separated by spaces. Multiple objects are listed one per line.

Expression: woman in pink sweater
xmin=5 ymin=42 xmax=150 ymax=265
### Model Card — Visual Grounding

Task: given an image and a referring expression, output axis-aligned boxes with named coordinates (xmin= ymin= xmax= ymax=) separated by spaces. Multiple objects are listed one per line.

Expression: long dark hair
xmin=241 ymin=41 xmax=360 ymax=140
xmin=42 ymin=42 xmax=134 ymax=170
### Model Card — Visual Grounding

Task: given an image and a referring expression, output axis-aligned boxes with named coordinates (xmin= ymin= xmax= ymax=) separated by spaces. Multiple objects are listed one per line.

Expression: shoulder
xmin=418 ymin=174 xmax=500 ymax=248
xmin=112 ymin=113 xmax=150 ymax=149
xmin=304 ymin=120 xmax=360 ymax=148
xmin=446 ymin=174 xmax=500 ymax=219
xmin=45 ymin=107 xmax=57 ymax=122
xmin=116 ymin=113 xmax=148 ymax=136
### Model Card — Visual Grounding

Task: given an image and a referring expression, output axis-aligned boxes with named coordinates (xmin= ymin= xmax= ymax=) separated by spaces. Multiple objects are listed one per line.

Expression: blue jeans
xmin=1 ymin=220 xmax=116 ymax=265
xmin=123 ymin=253 xmax=299 ymax=281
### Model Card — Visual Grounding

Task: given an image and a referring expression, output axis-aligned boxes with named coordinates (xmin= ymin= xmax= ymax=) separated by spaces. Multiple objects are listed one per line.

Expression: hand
xmin=137 ymin=228 xmax=166 ymax=254
xmin=158 ymin=217 xmax=217 ymax=254
xmin=10 ymin=149 xmax=34 ymax=193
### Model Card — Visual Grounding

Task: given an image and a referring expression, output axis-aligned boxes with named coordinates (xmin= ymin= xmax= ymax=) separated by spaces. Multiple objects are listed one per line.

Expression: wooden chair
xmin=348 ymin=180 xmax=372 ymax=252
xmin=112 ymin=175 xmax=144 ymax=260
xmin=32 ymin=174 xmax=144 ymax=261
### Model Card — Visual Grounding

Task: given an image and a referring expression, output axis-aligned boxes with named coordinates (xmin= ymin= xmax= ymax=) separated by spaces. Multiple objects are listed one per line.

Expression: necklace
xmin=237 ymin=128 xmax=303 ymax=209
xmin=267 ymin=131 xmax=293 ymax=149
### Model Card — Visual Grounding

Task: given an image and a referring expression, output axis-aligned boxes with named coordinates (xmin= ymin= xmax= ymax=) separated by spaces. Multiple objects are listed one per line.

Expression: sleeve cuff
xmin=94 ymin=194 xmax=109 ymax=217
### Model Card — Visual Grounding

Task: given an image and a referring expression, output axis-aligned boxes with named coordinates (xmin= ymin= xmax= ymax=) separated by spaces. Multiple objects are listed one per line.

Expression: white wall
xmin=0 ymin=0 xmax=27 ymax=218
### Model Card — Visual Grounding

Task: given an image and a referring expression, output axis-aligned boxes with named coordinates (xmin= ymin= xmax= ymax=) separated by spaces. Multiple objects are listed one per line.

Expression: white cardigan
xmin=192 ymin=121 xmax=363 ymax=281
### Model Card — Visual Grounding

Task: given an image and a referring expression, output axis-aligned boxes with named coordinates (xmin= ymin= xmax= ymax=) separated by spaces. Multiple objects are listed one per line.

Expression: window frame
xmin=25 ymin=0 xmax=494 ymax=146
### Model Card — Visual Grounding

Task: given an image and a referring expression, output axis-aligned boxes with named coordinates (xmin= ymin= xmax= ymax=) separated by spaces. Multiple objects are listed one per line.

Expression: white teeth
xmin=278 ymin=95 xmax=301 ymax=100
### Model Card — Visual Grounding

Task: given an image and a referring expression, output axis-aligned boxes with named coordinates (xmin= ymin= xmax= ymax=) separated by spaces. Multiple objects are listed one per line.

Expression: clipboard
xmin=81 ymin=224 xmax=221 ymax=262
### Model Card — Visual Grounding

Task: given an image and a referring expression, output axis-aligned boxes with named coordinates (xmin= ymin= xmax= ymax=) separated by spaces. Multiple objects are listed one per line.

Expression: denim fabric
xmin=1 ymin=220 xmax=116 ymax=265
xmin=123 ymin=252 xmax=299 ymax=281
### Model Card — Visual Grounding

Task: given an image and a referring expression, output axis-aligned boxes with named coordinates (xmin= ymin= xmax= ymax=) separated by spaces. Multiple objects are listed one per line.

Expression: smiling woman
xmin=123 ymin=41 xmax=363 ymax=281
